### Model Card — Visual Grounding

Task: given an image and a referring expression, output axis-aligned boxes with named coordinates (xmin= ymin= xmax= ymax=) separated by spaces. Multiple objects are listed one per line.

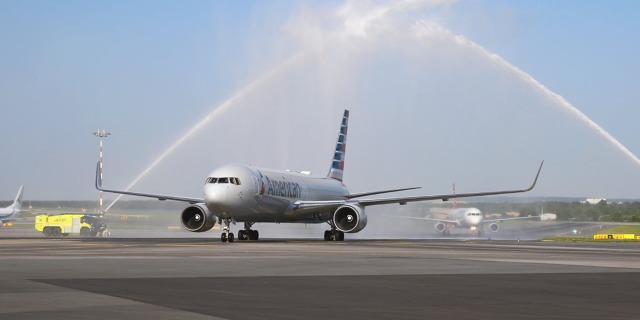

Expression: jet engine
xmin=489 ymin=223 xmax=500 ymax=233
xmin=333 ymin=204 xmax=367 ymax=233
xmin=434 ymin=222 xmax=446 ymax=233
xmin=180 ymin=204 xmax=217 ymax=232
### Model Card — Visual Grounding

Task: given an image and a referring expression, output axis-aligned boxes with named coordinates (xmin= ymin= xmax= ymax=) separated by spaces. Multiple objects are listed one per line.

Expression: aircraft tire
xmin=337 ymin=231 xmax=345 ymax=241
xmin=324 ymin=230 xmax=331 ymax=241
xmin=250 ymin=230 xmax=259 ymax=240
xmin=228 ymin=233 xmax=234 ymax=242
xmin=238 ymin=230 xmax=247 ymax=241
xmin=221 ymin=233 xmax=228 ymax=243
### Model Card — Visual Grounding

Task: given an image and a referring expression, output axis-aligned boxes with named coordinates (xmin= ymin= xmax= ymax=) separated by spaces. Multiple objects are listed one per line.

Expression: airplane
xmin=96 ymin=110 xmax=543 ymax=242
xmin=403 ymin=183 xmax=540 ymax=236
xmin=0 ymin=186 xmax=25 ymax=226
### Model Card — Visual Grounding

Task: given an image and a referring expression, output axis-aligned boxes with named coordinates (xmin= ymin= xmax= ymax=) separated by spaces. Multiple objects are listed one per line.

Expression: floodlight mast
xmin=93 ymin=129 xmax=111 ymax=214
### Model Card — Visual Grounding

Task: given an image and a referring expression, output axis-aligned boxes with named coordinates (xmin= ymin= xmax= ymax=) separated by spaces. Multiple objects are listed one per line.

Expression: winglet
xmin=95 ymin=161 xmax=103 ymax=190
xmin=524 ymin=160 xmax=544 ymax=192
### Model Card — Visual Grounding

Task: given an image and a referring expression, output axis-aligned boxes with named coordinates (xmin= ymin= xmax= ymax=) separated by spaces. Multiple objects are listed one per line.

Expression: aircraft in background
xmin=0 ymin=186 xmax=25 ymax=226
xmin=96 ymin=110 xmax=543 ymax=242
xmin=405 ymin=184 xmax=540 ymax=236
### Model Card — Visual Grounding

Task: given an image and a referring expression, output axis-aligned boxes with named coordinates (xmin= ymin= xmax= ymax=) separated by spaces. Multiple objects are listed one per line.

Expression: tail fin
xmin=9 ymin=186 xmax=24 ymax=210
xmin=452 ymin=183 xmax=458 ymax=209
xmin=328 ymin=110 xmax=349 ymax=182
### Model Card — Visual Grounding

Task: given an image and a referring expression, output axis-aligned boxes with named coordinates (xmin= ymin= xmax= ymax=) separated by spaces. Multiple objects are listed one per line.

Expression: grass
xmin=543 ymin=237 xmax=638 ymax=242
xmin=596 ymin=225 xmax=640 ymax=235
xmin=544 ymin=224 xmax=640 ymax=242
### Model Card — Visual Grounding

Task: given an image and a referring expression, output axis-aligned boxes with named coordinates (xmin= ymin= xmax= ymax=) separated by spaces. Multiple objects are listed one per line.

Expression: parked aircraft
xmin=0 ymin=186 xmax=24 ymax=226
xmin=96 ymin=110 xmax=543 ymax=242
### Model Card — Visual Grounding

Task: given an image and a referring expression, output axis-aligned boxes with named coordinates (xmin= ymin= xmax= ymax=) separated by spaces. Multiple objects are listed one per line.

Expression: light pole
xmin=93 ymin=129 xmax=111 ymax=215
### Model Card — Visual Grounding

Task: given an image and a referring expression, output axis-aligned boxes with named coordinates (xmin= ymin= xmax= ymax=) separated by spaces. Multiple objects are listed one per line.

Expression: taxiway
xmin=0 ymin=237 xmax=639 ymax=319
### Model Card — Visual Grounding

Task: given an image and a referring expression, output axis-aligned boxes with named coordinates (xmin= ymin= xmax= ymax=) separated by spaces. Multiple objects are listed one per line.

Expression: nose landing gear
xmin=220 ymin=218 xmax=234 ymax=243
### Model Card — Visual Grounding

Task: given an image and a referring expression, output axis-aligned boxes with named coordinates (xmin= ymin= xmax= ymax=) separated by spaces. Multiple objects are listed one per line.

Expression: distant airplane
xmin=96 ymin=110 xmax=543 ymax=242
xmin=0 ymin=186 xmax=25 ymax=226
xmin=406 ymin=184 xmax=539 ymax=236
xmin=539 ymin=205 xmax=557 ymax=221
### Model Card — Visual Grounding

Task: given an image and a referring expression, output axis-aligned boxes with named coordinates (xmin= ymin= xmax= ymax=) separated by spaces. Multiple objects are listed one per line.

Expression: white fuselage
xmin=448 ymin=207 xmax=484 ymax=229
xmin=0 ymin=206 xmax=21 ymax=223
xmin=203 ymin=163 xmax=349 ymax=223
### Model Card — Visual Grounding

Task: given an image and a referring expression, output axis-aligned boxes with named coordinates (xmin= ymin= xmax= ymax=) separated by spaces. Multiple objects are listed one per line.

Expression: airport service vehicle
xmin=35 ymin=214 xmax=108 ymax=237
xmin=97 ymin=109 xmax=543 ymax=242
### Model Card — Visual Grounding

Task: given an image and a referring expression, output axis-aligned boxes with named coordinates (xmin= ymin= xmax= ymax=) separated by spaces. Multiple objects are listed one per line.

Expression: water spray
xmin=104 ymin=54 xmax=305 ymax=211
xmin=414 ymin=20 xmax=640 ymax=168
xmin=107 ymin=1 xmax=640 ymax=213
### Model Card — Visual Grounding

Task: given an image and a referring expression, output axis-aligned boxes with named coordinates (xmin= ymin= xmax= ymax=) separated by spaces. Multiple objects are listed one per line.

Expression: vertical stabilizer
xmin=328 ymin=110 xmax=349 ymax=182
xmin=9 ymin=186 xmax=24 ymax=210
xmin=453 ymin=183 xmax=458 ymax=209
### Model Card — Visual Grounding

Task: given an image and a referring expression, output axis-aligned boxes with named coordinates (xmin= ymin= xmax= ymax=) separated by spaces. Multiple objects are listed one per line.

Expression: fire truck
xmin=35 ymin=214 xmax=108 ymax=237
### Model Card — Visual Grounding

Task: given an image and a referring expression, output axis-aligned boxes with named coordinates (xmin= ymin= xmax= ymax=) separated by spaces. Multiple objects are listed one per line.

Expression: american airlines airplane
xmin=0 ymin=186 xmax=25 ymax=226
xmin=96 ymin=110 xmax=543 ymax=242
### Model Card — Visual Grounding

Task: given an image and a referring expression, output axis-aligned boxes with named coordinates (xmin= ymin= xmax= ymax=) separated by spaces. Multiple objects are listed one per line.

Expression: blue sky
xmin=1 ymin=0 xmax=639 ymax=202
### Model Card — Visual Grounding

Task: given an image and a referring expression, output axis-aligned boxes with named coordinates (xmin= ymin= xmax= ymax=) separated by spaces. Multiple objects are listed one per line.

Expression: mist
xmin=100 ymin=0 xmax=640 ymax=207
xmin=3 ymin=1 xmax=639 ymax=204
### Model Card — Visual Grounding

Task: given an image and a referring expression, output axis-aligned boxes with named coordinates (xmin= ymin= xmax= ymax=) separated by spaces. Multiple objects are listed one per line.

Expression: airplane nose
xmin=204 ymin=185 xmax=227 ymax=207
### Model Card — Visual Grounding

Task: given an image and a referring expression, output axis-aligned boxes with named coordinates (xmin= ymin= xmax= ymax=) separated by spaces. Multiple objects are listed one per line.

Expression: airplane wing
xmin=356 ymin=161 xmax=543 ymax=206
xmin=95 ymin=162 xmax=204 ymax=204
xmin=484 ymin=215 xmax=540 ymax=223
xmin=347 ymin=187 xmax=421 ymax=199
xmin=293 ymin=161 xmax=543 ymax=213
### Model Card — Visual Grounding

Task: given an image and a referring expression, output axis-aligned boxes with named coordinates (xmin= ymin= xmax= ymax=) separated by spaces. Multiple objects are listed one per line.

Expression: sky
xmin=1 ymin=0 xmax=640 ymax=204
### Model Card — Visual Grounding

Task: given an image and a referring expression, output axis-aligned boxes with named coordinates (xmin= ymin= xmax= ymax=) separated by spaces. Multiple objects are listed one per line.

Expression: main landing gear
xmin=324 ymin=222 xmax=344 ymax=241
xmin=238 ymin=222 xmax=259 ymax=241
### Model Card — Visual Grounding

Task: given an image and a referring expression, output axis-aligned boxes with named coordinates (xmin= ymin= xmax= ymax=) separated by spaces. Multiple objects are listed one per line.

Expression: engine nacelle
xmin=332 ymin=204 xmax=367 ymax=233
xmin=180 ymin=204 xmax=217 ymax=232
xmin=434 ymin=222 xmax=446 ymax=233
xmin=489 ymin=223 xmax=500 ymax=233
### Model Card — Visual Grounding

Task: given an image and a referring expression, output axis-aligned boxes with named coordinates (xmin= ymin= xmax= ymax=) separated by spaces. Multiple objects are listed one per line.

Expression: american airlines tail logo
xmin=329 ymin=110 xmax=349 ymax=182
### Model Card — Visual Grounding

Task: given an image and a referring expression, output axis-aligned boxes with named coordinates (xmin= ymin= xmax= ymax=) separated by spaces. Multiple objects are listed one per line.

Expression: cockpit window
xmin=206 ymin=177 xmax=241 ymax=185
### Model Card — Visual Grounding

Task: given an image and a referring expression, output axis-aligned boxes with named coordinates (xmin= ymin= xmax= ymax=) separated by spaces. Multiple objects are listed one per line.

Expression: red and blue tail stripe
xmin=328 ymin=110 xmax=349 ymax=182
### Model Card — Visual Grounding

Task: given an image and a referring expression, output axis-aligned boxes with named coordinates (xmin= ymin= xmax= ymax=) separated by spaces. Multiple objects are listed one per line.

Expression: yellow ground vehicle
xmin=35 ymin=214 xmax=108 ymax=237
